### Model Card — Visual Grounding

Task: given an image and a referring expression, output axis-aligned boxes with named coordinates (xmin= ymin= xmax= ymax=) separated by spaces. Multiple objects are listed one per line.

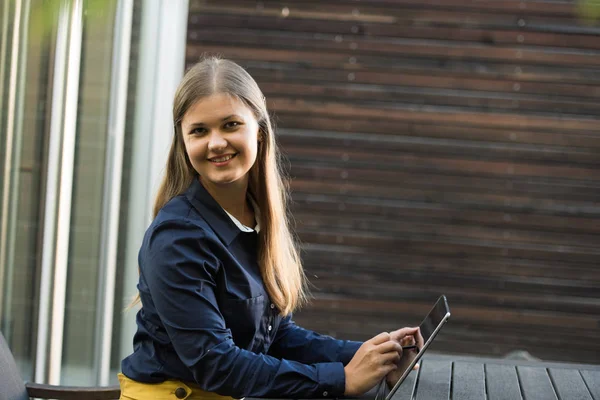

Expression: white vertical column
xmin=0 ymin=0 xmax=6 ymax=319
xmin=48 ymin=0 xmax=83 ymax=385
xmin=118 ymin=0 xmax=189 ymax=366
xmin=34 ymin=0 xmax=70 ymax=383
xmin=95 ymin=0 xmax=134 ymax=386
xmin=148 ymin=0 xmax=190 ymax=200
xmin=116 ymin=1 xmax=159 ymax=364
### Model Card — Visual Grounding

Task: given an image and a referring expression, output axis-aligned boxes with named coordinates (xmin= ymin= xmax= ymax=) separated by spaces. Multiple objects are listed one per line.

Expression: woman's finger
xmin=380 ymin=351 xmax=401 ymax=365
xmin=390 ymin=327 xmax=419 ymax=341
xmin=383 ymin=354 xmax=401 ymax=366
xmin=375 ymin=340 xmax=402 ymax=354
xmin=370 ymin=332 xmax=391 ymax=345
xmin=400 ymin=336 xmax=415 ymax=346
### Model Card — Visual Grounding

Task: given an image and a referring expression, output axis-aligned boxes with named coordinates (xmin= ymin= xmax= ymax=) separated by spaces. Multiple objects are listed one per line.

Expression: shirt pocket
xmin=221 ymin=294 xmax=265 ymax=350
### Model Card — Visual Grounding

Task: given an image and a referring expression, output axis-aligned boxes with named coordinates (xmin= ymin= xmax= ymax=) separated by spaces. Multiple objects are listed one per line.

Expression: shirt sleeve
xmin=141 ymin=219 xmax=346 ymax=399
xmin=268 ymin=314 xmax=362 ymax=366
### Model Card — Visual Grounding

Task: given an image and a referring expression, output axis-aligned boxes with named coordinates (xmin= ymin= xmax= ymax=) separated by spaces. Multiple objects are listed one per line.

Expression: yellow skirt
xmin=118 ymin=373 xmax=236 ymax=400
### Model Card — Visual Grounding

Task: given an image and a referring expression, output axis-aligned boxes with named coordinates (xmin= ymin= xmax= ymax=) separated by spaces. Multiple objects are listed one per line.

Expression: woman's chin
xmin=202 ymin=172 xmax=247 ymax=187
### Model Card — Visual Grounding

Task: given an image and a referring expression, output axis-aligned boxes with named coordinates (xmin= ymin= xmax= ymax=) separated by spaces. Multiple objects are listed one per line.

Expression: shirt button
xmin=270 ymin=303 xmax=275 ymax=309
xmin=323 ymin=391 xmax=328 ymax=397
xmin=175 ymin=387 xmax=187 ymax=399
xmin=268 ymin=325 xmax=272 ymax=331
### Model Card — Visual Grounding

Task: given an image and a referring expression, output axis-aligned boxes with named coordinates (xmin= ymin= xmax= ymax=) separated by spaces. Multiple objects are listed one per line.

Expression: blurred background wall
xmin=0 ymin=0 xmax=599 ymax=387
xmin=185 ymin=0 xmax=600 ymax=364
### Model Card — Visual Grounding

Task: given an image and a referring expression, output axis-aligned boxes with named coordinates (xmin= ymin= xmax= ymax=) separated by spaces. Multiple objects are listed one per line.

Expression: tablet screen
xmin=419 ymin=296 xmax=450 ymax=345
xmin=384 ymin=295 xmax=451 ymax=400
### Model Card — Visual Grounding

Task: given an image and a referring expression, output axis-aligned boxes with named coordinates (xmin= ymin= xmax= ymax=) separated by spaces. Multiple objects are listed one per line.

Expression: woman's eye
xmin=224 ymin=121 xmax=241 ymax=129
xmin=191 ymin=128 xmax=207 ymax=135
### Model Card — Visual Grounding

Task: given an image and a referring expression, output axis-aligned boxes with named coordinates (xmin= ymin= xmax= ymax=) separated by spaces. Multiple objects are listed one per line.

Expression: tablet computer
xmin=384 ymin=295 xmax=451 ymax=400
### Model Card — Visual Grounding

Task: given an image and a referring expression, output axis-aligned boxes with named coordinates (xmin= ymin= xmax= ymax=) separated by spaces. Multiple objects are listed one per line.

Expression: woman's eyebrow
xmin=221 ymin=114 xmax=242 ymax=121
xmin=186 ymin=115 xmax=242 ymax=127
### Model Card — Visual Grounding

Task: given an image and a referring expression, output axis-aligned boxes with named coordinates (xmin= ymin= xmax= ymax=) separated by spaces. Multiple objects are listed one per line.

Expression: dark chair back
xmin=0 ymin=331 xmax=29 ymax=400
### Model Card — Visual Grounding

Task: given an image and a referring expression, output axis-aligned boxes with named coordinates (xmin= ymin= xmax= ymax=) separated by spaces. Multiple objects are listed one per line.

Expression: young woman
xmin=119 ymin=57 xmax=419 ymax=400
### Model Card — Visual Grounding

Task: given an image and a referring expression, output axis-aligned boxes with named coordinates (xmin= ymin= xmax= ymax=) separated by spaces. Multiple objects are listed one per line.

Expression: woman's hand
xmin=344 ymin=332 xmax=402 ymax=396
xmin=385 ymin=327 xmax=422 ymax=389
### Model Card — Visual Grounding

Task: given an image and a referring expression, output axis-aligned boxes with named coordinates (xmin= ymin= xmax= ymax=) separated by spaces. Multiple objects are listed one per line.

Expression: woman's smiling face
xmin=181 ymin=92 xmax=259 ymax=188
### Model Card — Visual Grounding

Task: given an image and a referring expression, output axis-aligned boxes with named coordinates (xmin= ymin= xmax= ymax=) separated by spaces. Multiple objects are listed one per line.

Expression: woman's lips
xmin=208 ymin=153 xmax=237 ymax=166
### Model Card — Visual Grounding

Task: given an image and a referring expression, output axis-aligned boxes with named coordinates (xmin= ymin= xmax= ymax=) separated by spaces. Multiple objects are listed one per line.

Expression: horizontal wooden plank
xmin=194 ymin=0 xmax=580 ymax=15
xmin=303 ymin=272 xmax=600 ymax=315
xmin=276 ymin=115 xmax=600 ymax=148
xmin=269 ymin=97 xmax=600 ymax=132
xmin=301 ymin=336 xmax=598 ymax=367
xmin=303 ymin=261 xmax=600 ymax=301
xmin=333 ymin=0 xmax=580 ymax=17
xmin=245 ymin=52 xmax=600 ymax=83
xmin=298 ymin=302 xmax=600 ymax=349
xmin=192 ymin=1 xmax=600 ymax=33
xmin=257 ymin=65 xmax=600 ymax=102
xmin=291 ymin=193 xmax=600 ymax=234
xmin=280 ymin=129 xmax=600 ymax=165
xmin=259 ymin=81 xmax=600 ymax=116
xmin=363 ymin=24 xmax=600 ymax=50
xmin=289 ymin=167 xmax=600 ymax=203
xmin=305 ymin=280 xmax=599 ymax=314
xmin=290 ymin=182 xmax=600 ymax=219
xmin=188 ymin=29 xmax=600 ymax=67
xmin=303 ymin=243 xmax=600 ymax=283
xmin=292 ymin=306 xmax=600 ymax=362
xmin=294 ymin=202 xmax=598 ymax=241
xmin=295 ymin=307 xmax=600 ymax=347
xmin=190 ymin=13 xmax=600 ymax=50
xmin=297 ymin=230 xmax=600 ymax=263
xmin=295 ymin=212 xmax=599 ymax=248
xmin=194 ymin=0 xmax=580 ymax=17
xmin=284 ymin=146 xmax=600 ymax=180
xmin=188 ymin=46 xmax=600 ymax=93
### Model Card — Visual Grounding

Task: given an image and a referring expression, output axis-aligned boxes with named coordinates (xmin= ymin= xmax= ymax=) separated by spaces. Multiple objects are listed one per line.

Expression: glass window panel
xmin=2 ymin=0 xmax=142 ymax=384
xmin=0 ymin=0 xmax=58 ymax=381
xmin=60 ymin=0 xmax=118 ymax=385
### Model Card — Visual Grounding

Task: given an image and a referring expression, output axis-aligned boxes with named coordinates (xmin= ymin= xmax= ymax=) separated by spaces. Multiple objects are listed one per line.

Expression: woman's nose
xmin=207 ymin=131 xmax=227 ymax=151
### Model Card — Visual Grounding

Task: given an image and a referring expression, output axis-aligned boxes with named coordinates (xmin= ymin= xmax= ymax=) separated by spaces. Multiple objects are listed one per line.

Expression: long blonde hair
xmin=135 ymin=57 xmax=307 ymax=315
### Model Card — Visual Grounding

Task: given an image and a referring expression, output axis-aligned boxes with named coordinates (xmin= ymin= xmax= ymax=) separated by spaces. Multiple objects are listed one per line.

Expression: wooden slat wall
xmin=186 ymin=0 xmax=600 ymax=364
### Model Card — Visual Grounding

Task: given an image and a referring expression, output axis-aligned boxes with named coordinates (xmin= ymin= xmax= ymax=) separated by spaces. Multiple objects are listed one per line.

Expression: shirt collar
xmin=223 ymin=196 xmax=261 ymax=233
xmin=185 ymin=177 xmax=242 ymax=245
xmin=185 ymin=177 xmax=259 ymax=246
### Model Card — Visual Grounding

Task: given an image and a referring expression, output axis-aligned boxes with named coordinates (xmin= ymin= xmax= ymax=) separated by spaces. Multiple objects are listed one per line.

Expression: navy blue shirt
xmin=121 ymin=178 xmax=362 ymax=398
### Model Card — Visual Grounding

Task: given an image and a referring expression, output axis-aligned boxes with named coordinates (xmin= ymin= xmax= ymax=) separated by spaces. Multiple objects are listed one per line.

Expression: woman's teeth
xmin=210 ymin=154 xmax=235 ymax=163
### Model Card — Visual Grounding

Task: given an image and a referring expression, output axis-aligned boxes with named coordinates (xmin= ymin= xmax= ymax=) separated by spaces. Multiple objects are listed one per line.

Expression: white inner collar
xmin=223 ymin=197 xmax=261 ymax=233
